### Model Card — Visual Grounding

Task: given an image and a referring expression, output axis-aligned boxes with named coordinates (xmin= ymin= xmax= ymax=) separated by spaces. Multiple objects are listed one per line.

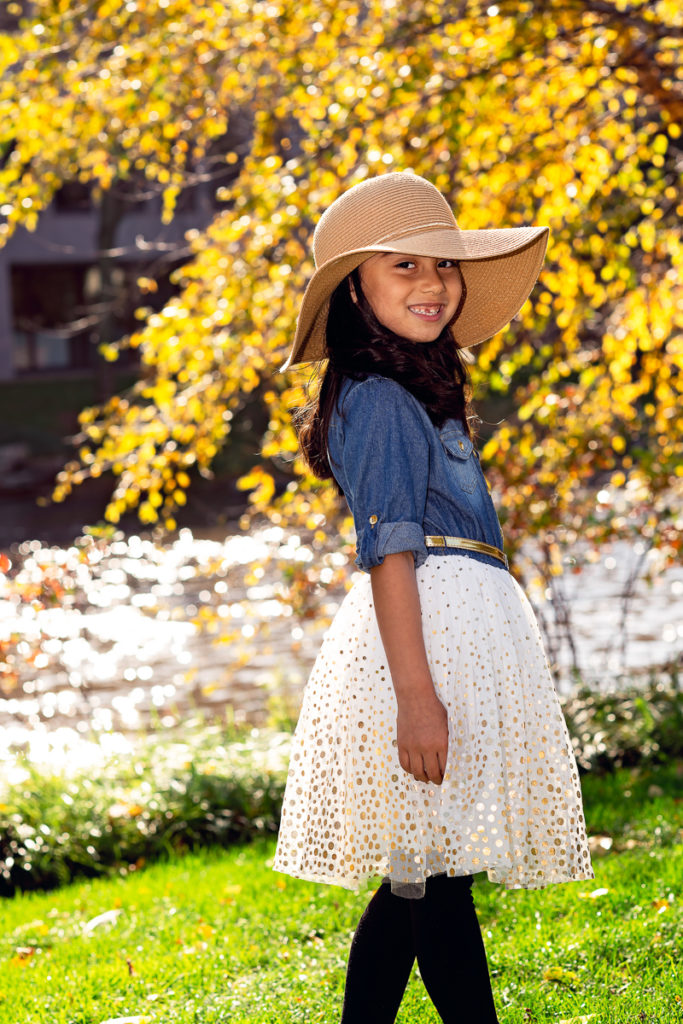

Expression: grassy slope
xmin=0 ymin=762 xmax=681 ymax=1024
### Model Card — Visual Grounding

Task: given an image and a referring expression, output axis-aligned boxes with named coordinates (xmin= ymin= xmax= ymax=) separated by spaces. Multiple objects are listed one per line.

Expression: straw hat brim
xmin=280 ymin=225 xmax=549 ymax=371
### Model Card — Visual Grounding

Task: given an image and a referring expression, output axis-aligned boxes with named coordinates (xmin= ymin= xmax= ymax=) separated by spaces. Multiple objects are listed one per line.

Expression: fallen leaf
xmin=577 ymin=887 xmax=609 ymax=899
xmin=99 ymin=1017 xmax=152 ymax=1024
xmin=83 ymin=908 xmax=123 ymax=933
xmin=542 ymin=965 xmax=580 ymax=985
xmin=10 ymin=947 xmax=36 ymax=967
xmin=588 ymin=834 xmax=613 ymax=855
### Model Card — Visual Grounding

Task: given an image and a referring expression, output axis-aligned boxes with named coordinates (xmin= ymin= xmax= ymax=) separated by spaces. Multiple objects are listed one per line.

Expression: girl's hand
xmin=370 ymin=551 xmax=449 ymax=785
xmin=396 ymin=690 xmax=449 ymax=785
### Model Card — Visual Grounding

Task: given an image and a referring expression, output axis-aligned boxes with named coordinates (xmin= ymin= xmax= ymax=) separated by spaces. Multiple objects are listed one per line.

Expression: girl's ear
xmin=348 ymin=276 xmax=358 ymax=305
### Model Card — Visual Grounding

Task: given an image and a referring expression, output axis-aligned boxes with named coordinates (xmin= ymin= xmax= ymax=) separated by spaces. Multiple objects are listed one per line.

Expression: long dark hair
xmin=294 ymin=265 xmax=475 ymax=483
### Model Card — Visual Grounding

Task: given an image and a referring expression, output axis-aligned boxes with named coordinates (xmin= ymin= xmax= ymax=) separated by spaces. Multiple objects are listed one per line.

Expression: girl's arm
xmin=370 ymin=550 xmax=448 ymax=786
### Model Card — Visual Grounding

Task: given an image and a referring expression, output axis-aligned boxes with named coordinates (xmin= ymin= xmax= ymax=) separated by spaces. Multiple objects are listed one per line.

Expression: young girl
xmin=273 ymin=172 xmax=595 ymax=1023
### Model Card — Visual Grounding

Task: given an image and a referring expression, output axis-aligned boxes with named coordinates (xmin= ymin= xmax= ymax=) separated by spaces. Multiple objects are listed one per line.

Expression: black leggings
xmin=340 ymin=873 xmax=499 ymax=1024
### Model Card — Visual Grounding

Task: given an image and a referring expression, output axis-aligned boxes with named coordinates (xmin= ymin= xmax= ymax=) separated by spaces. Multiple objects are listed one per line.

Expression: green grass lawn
xmin=1 ymin=762 xmax=681 ymax=1024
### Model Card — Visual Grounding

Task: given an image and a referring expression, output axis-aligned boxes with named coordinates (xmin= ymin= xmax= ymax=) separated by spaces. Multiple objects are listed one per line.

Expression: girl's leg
xmin=340 ymin=882 xmax=416 ymax=1024
xmin=409 ymin=872 xmax=500 ymax=1024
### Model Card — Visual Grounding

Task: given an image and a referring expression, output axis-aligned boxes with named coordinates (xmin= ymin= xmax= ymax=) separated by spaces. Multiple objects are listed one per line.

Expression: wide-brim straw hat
xmin=280 ymin=171 xmax=549 ymax=371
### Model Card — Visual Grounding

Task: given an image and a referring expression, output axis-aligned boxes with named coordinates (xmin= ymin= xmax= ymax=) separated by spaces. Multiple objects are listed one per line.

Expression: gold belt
xmin=424 ymin=534 xmax=509 ymax=570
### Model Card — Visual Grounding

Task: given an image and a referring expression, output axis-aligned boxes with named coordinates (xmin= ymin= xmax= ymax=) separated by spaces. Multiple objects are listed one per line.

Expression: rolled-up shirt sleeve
xmin=328 ymin=378 xmax=430 ymax=572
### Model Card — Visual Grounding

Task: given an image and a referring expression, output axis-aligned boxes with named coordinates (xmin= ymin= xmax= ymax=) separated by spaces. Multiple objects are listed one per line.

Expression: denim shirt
xmin=326 ymin=375 xmax=506 ymax=574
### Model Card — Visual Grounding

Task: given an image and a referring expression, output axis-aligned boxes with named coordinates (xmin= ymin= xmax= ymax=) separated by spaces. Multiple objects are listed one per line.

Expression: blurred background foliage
xmin=0 ymin=0 xmax=681 ymax=577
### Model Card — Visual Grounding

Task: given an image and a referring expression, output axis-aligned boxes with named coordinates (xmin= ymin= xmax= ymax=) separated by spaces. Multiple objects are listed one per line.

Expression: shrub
xmin=562 ymin=676 xmax=682 ymax=772
xmin=0 ymin=725 xmax=290 ymax=897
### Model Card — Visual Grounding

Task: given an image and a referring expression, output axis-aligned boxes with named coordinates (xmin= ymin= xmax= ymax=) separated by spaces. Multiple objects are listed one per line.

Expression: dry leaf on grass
xmin=99 ymin=1016 xmax=152 ymax=1024
xmin=577 ymin=887 xmax=609 ymax=899
xmin=542 ymin=965 xmax=581 ymax=985
xmin=587 ymin=834 xmax=613 ymax=855
xmin=83 ymin=908 xmax=123 ymax=933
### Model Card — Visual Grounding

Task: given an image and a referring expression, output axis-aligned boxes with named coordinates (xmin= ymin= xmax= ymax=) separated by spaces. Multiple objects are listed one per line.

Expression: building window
xmin=0 ymin=1 xmax=31 ymax=33
xmin=13 ymin=330 xmax=71 ymax=371
xmin=53 ymin=181 xmax=95 ymax=213
xmin=10 ymin=257 xmax=185 ymax=374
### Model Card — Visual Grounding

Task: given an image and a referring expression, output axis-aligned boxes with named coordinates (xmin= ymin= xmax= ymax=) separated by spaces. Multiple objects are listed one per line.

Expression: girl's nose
xmin=419 ymin=266 xmax=447 ymax=293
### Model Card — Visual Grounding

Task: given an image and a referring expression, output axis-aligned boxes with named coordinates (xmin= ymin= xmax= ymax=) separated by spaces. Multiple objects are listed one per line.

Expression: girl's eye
xmin=394 ymin=259 xmax=459 ymax=269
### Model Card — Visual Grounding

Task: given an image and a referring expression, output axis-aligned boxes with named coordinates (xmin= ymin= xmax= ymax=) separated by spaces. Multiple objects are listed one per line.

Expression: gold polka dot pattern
xmin=273 ymin=555 xmax=595 ymax=896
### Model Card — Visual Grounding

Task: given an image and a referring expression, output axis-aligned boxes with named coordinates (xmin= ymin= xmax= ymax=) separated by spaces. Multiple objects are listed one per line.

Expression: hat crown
xmin=313 ymin=172 xmax=459 ymax=268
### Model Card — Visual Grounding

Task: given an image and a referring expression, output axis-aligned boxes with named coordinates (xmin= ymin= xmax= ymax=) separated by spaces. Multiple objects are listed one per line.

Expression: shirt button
xmin=458 ymin=440 xmax=465 ymax=451
xmin=369 ymin=515 xmax=378 ymax=526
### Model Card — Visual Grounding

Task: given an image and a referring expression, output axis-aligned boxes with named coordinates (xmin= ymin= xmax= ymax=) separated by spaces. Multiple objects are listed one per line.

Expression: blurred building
xmin=0 ymin=2 xmax=244 ymax=383
xmin=0 ymin=179 xmax=223 ymax=382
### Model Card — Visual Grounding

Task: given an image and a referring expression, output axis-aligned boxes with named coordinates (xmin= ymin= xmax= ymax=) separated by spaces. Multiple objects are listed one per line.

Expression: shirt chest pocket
xmin=439 ymin=431 xmax=479 ymax=494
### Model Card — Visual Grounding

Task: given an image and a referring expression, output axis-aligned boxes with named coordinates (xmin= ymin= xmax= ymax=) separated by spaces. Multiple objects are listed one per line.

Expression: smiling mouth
xmin=409 ymin=305 xmax=444 ymax=319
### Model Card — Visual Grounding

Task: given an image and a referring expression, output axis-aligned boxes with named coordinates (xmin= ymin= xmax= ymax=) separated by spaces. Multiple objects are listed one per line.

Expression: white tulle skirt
xmin=273 ymin=555 xmax=595 ymax=897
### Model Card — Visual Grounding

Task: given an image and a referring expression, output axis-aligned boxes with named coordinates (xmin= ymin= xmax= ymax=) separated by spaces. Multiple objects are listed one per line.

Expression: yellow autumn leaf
xmin=542 ymin=965 xmax=581 ymax=985
xmin=0 ymin=0 xmax=676 ymax=567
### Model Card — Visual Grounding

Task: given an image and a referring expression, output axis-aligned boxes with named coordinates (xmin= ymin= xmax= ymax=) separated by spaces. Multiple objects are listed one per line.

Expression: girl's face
xmin=356 ymin=252 xmax=463 ymax=342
